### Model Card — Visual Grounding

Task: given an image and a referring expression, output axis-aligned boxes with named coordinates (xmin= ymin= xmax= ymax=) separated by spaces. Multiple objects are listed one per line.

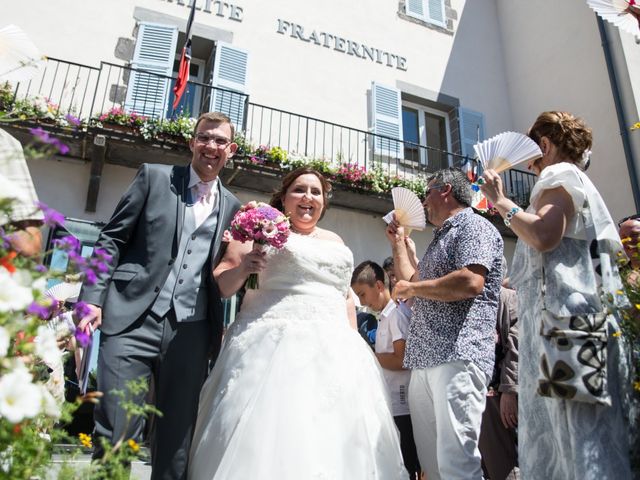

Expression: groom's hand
xmin=77 ymin=304 xmax=102 ymax=334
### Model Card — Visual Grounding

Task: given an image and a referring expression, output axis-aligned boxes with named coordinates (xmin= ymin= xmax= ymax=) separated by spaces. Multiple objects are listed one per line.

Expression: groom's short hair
xmin=194 ymin=112 xmax=235 ymax=138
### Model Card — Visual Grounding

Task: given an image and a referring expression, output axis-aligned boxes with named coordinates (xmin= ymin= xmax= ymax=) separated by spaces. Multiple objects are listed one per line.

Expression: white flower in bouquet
xmin=34 ymin=325 xmax=62 ymax=366
xmin=0 ymin=267 xmax=33 ymax=312
xmin=0 ymin=327 xmax=8 ymax=358
xmin=0 ymin=361 xmax=43 ymax=423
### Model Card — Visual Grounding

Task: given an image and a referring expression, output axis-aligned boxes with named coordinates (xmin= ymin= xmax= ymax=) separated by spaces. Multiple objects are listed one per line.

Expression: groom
xmin=77 ymin=111 xmax=241 ymax=479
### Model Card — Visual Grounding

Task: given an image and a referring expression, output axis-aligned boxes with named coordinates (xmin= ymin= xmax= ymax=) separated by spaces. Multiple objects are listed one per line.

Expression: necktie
xmin=194 ymin=182 xmax=212 ymax=228
xmin=196 ymin=181 xmax=211 ymax=203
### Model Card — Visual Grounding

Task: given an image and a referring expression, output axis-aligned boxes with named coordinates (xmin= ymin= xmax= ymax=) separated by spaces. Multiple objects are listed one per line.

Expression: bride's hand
xmin=239 ymin=244 xmax=267 ymax=277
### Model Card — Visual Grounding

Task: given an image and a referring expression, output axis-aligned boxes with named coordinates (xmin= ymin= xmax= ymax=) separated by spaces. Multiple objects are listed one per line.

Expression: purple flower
xmin=0 ymin=228 xmax=10 ymax=250
xmin=65 ymin=114 xmax=81 ymax=127
xmin=257 ymin=206 xmax=280 ymax=221
xmin=74 ymin=328 xmax=91 ymax=348
xmin=53 ymin=235 xmax=80 ymax=253
xmin=34 ymin=264 xmax=48 ymax=273
xmin=36 ymin=202 xmax=65 ymax=228
xmin=73 ymin=301 xmax=92 ymax=320
xmin=30 ymin=127 xmax=52 ymax=143
xmin=27 ymin=301 xmax=51 ymax=319
xmin=83 ymin=268 xmax=98 ymax=285
xmin=92 ymin=248 xmax=113 ymax=264
xmin=55 ymin=141 xmax=70 ymax=155
xmin=27 ymin=298 xmax=59 ymax=320
xmin=29 ymin=127 xmax=70 ymax=155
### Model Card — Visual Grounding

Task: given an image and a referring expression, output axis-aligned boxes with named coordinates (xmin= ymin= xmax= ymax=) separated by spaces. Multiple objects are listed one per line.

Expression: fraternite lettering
xmin=275 ymin=18 xmax=407 ymax=71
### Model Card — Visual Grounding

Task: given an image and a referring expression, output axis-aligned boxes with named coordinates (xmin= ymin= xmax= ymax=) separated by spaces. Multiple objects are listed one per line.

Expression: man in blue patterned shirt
xmin=386 ymin=167 xmax=503 ymax=480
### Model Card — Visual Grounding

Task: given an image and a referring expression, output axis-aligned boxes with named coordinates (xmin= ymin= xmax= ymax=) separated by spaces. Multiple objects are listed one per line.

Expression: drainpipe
xmin=597 ymin=16 xmax=640 ymax=212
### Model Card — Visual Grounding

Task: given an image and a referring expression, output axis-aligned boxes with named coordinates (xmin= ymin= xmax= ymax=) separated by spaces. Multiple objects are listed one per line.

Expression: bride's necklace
xmin=291 ymin=226 xmax=319 ymax=238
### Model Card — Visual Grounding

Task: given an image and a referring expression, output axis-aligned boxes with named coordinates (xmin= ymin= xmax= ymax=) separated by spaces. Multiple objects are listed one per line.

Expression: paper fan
xmin=587 ymin=0 xmax=640 ymax=37
xmin=473 ymin=131 xmax=542 ymax=174
xmin=0 ymin=24 xmax=45 ymax=82
xmin=45 ymin=281 xmax=81 ymax=303
xmin=383 ymin=186 xmax=426 ymax=231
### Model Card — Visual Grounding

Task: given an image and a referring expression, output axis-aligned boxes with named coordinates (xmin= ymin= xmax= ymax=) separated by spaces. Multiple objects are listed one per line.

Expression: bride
xmin=188 ymin=167 xmax=408 ymax=479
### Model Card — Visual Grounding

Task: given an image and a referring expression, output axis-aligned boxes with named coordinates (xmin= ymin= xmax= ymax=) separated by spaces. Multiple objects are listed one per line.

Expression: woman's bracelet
xmin=503 ymin=207 xmax=522 ymax=227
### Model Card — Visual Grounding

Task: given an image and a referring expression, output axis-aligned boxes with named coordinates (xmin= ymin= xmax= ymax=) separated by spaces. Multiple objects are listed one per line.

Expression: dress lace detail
xmin=188 ymin=234 xmax=408 ymax=480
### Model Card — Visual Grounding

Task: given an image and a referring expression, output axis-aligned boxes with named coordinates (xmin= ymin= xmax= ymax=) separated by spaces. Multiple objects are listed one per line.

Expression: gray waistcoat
xmin=151 ymin=195 xmax=220 ymax=322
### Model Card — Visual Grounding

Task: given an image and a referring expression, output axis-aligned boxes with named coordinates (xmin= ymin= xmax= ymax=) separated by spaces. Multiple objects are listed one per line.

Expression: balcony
xmin=0 ymin=57 xmax=536 ymax=235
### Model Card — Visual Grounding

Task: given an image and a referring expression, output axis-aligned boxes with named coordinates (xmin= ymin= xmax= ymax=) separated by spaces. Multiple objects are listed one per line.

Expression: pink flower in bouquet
xmin=230 ymin=202 xmax=290 ymax=288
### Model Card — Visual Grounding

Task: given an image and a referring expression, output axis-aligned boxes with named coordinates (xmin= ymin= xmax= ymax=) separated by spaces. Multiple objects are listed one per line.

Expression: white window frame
xmin=406 ymin=0 xmax=447 ymax=28
xmin=402 ymin=100 xmax=451 ymax=167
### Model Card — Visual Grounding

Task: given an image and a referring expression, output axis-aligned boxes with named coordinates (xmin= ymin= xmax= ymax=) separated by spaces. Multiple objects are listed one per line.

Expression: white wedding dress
xmin=188 ymin=234 xmax=408 ymax=479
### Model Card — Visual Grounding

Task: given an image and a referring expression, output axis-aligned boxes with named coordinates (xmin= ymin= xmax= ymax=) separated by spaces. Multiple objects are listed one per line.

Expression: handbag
xmin=536 ymin=187 xmax=612 ymax=406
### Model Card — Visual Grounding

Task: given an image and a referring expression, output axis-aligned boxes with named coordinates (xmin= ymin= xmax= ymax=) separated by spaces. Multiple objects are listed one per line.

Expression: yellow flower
xmin=127 ymin=439 xmax=140 ymax=453
xmin=621 ymin=237 xmax=632 ymax=244
xmin=635 ymin=381 xmax=640 ymax=392
xmin=612 ymin=331 xmax=621 ymax=338
xmin=635 ymin=304 xmax=640 ymax=310
xmin=616 ymin=289 xmax=624 ymax=295
xmin=632 ymin=122 xmax=640 ymax=131
xmin=79 ymin=433 xmax=92 ymax=448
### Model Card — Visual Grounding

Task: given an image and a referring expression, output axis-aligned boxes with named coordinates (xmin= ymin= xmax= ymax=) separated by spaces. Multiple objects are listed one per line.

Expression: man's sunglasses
xmin=423 ymin=183 xmax=447 ymax=198
xmin=618 ymin=214 xmax=640 ymax=227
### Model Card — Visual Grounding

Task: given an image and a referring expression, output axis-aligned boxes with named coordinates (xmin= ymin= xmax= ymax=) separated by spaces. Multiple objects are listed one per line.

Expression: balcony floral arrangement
xmin=139 ymin=114 xmax=196 ymax=145
xmin=232 ymin=136 xmax=428 ymax=198
xmin=91 ymin=106 xmax=147 ymax=133
xmin=0 ymin=82 xmax=85 ymax=131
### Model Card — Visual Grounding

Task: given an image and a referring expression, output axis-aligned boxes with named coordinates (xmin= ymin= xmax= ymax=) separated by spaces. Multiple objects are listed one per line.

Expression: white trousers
xmin=408 ymin=361 xmax=487 ymax=480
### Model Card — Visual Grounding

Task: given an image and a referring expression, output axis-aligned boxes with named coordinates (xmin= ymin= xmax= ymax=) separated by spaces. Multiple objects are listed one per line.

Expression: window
xmin=406 ymin=0 xmax=447 ymax=28
xmin=168 ymin=57 xmax=205 ymax=117
xmin=126 ymin=22 xmax=249 ymax=128
xmin=402 ymin=102 xmax=451 ymax=169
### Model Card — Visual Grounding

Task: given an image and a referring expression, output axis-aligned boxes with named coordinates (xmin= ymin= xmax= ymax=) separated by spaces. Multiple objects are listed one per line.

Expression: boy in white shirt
xmin=351 ymin=261 xmax=420 ymax=479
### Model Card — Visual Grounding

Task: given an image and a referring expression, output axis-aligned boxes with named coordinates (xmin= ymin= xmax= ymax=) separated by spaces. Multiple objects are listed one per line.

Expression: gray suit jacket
xmin=80 ymin=163 xmax=240 ymax=358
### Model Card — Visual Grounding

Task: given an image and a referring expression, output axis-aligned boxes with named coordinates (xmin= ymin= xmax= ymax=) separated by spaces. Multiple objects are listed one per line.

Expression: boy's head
xmin=351 ymin=260 xmax=390 ymax=312
xmin=382 ymin=256 xmax=397 ymax=290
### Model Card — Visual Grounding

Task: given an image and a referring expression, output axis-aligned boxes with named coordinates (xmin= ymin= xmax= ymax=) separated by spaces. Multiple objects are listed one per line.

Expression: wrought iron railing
xmin=2 ymin=56 xmax=536 ymax=202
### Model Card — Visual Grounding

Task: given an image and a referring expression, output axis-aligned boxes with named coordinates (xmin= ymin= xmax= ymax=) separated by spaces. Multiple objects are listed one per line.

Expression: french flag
xmin=173 ymin=0 xmax=197 ymax=111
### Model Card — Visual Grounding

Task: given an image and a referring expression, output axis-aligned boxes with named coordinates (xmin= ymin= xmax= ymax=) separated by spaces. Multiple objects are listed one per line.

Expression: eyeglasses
xmin=618 ymin=214 xmax=640 ymax=227
xmin=424 ymin=183 xmax=446 ymax=198
xmin=194 ymin=133 xmax=232 ymax=147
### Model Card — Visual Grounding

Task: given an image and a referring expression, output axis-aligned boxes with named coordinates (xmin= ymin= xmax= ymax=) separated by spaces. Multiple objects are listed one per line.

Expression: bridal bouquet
xmin=230 ymin=201 xmax=290 ymax=288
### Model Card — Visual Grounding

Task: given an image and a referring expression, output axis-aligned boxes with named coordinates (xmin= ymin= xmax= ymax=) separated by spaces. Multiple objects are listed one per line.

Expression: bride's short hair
xmin=270 ymin=167 xmax=332 ymax=219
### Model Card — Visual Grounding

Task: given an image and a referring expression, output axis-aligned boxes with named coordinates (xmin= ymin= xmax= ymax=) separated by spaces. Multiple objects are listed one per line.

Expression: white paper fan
xmin=473 ymin=131 xmax=542 ymax=174
xmin=45 ymin=281 xmax=81 ymax=303
xmin=383 ymin=187 xmax=426 ymax=231
xmin=0 ymin=24 xmax=45 ymax=82
xmin=587 ymin=0 xmax=640 ymax=37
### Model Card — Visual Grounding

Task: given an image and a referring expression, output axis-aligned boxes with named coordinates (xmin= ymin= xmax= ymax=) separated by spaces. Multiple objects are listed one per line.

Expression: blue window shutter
xmin=210 ymin=42 xmax=249 ymax=132
xmin=406 ymin=0 xmax=426 ymax=20
xmin=426 ymin=0 xmax=446 ymax=27
xmin=371 ymin=82 xmax=403 ymax=158
xmin=458 ymin=107 xmax=485 ymax=159
xmin=125 ymin=22 xmax=178 ymax=118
